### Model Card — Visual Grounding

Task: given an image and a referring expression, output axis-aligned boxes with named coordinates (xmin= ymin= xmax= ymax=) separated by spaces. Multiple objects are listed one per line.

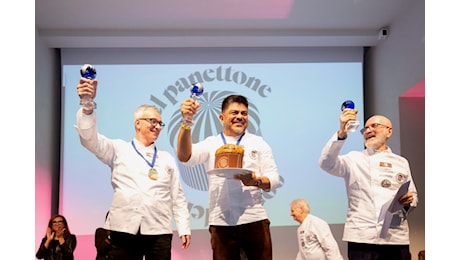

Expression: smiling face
xmin=362 ymin=115 xmax=393 ymax=151
xmin=50 ymin=216 xmax=66 ymax=232
xmin=219 ymin=102 xmax=248 ymax=137
xmin=134 ymin=106 xmax=163 ymax=146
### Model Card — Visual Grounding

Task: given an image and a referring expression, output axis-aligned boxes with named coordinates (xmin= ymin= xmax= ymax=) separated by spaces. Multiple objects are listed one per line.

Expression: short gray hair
xmin=133 ymin=104 xmax=161 ymax=122
xmin=291 ymin=198 xmax=310 ymax=213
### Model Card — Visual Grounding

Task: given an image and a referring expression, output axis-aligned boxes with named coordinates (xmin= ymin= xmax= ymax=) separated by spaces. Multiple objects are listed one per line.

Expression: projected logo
xmin=166 ymin=90 xmax=262 ymax=191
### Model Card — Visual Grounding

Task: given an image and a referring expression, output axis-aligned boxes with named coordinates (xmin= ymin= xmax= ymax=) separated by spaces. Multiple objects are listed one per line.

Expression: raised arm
xmin=176 ymin=98 xmax=200 ymax=162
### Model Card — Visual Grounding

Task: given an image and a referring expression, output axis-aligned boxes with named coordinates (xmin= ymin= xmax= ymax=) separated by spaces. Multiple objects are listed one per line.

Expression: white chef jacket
xmin=296 ymin=214 xmax=343 ymax=260
xmin=181 ymin=132 xmax=281 ymax=226
xmin=76 ymin=109 xmax=191 ymax=236
xmin=319 ymin=133 xmax=418 ymax=245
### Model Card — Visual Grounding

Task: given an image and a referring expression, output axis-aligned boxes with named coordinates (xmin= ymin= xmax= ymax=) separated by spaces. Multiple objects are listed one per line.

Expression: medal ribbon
xmin=131 ymin=141 xmax=157 ymax=168
xmin=220 ymin=132 xmax=245 ymax=145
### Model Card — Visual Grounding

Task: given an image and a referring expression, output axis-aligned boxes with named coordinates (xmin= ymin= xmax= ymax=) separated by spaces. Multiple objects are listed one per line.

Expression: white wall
xmin=364 ymin=1 xmax=425 ymax=259
xmin=364 ymin=1 xmax=425 ymax=154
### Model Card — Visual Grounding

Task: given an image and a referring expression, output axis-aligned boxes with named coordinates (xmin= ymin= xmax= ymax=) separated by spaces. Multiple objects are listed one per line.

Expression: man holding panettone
xmin=177 ymin=94 xmax=281 ymax=260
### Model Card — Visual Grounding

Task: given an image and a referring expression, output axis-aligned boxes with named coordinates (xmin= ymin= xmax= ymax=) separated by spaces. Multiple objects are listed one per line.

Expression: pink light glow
xmin=73 ymin=234 xmax=96 ymax=259
xmin=35 ymin=164 xmax=53 ymax=254
xmin=400 ymin=79 xmax=425 ymax=98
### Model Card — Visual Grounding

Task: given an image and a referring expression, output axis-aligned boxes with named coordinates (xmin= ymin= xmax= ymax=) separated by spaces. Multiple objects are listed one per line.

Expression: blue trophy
xmin=80 ymin=64 xmax=97 ymax=110
xmin=190 ymin=82 xmax=204 ymax=100
xmin=341 ymin=100 xmax=360 ymax=132
xmin=183 ymin=82 xmax=204 ymax=126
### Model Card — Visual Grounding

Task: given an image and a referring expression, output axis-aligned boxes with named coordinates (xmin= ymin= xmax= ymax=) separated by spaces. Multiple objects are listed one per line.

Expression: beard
xmin=365 ymin=137 xmax=386 ymax=150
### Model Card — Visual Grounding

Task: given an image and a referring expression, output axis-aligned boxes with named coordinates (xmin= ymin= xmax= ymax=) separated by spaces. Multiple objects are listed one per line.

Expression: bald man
xmin=319 ymin=113 xmax=418 ymax=260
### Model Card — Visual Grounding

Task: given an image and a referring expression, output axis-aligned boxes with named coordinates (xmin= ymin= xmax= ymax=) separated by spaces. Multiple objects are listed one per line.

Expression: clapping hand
xmin=46 ymin=227 xmax=55 ymax=241
xmin=55 ymin=228 xmax=66 ymax=239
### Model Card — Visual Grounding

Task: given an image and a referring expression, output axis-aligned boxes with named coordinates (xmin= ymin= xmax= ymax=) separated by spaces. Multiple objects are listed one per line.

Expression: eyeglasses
xmin=52 ymin=220 xmax=64 ymax=225
xmin=139 ymin=118 xmax=165 ymax=128
xmin=360 ymin=123 xmax=390 ymax=135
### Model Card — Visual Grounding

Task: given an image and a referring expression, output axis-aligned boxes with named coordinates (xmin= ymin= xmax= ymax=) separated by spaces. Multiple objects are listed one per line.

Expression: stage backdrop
xmin=58 ymin=47 xmax=364 ymax=259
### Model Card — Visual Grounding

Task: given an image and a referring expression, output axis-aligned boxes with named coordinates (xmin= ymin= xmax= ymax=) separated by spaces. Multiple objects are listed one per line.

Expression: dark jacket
xmin=95 ymin=228 xmax=112 ymax=260
xmin=36 ymin=234 xmax=77 ymax=260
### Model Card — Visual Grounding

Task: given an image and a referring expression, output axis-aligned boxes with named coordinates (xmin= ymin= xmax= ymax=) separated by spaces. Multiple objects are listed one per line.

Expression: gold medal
xmin=148 ymin=168 xmax=158 ymax=180
xmin=132 ymin=141 xmax=158 ymax=180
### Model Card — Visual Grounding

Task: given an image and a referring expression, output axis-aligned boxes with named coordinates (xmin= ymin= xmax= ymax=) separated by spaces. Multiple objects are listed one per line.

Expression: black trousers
xmin=109 ymin=230 xmax=172 ymax=260
xmin=348 ymin=242 xmax=411 ymax=260
xmin=209 ymin=219 xmax=272 ymax=260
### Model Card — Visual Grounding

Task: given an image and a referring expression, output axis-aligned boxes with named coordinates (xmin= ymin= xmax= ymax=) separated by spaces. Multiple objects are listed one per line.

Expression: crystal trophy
xmin=341 ymin=100 xmax=360 ymax=132
xmin=183 ymin=82 xmax=204 ymax=126
xmin=80 ymin=64 xmax=97 ymax=110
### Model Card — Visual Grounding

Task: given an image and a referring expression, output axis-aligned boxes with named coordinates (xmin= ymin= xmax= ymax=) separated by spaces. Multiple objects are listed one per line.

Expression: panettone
xmin=214 ymin=144 xmax=244 ymax=169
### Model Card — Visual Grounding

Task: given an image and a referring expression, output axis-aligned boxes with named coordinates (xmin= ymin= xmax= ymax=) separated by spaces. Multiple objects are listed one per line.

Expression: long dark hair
xmin=47 ymin=214 xmax=71 ymax=238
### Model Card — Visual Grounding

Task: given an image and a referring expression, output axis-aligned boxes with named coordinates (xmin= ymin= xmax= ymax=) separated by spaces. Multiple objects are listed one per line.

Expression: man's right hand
xmin=339 ymin=109 xmax=358 ymax=131
xmin=77 ymin=78 xmax=98 ymax=100
xmin=181 ymin=98 xmax=200 ymax=119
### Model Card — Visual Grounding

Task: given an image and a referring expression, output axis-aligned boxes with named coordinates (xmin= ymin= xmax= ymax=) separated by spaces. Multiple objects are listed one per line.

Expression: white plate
xmin=207 ymin=168 xmax=252 ymax=178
